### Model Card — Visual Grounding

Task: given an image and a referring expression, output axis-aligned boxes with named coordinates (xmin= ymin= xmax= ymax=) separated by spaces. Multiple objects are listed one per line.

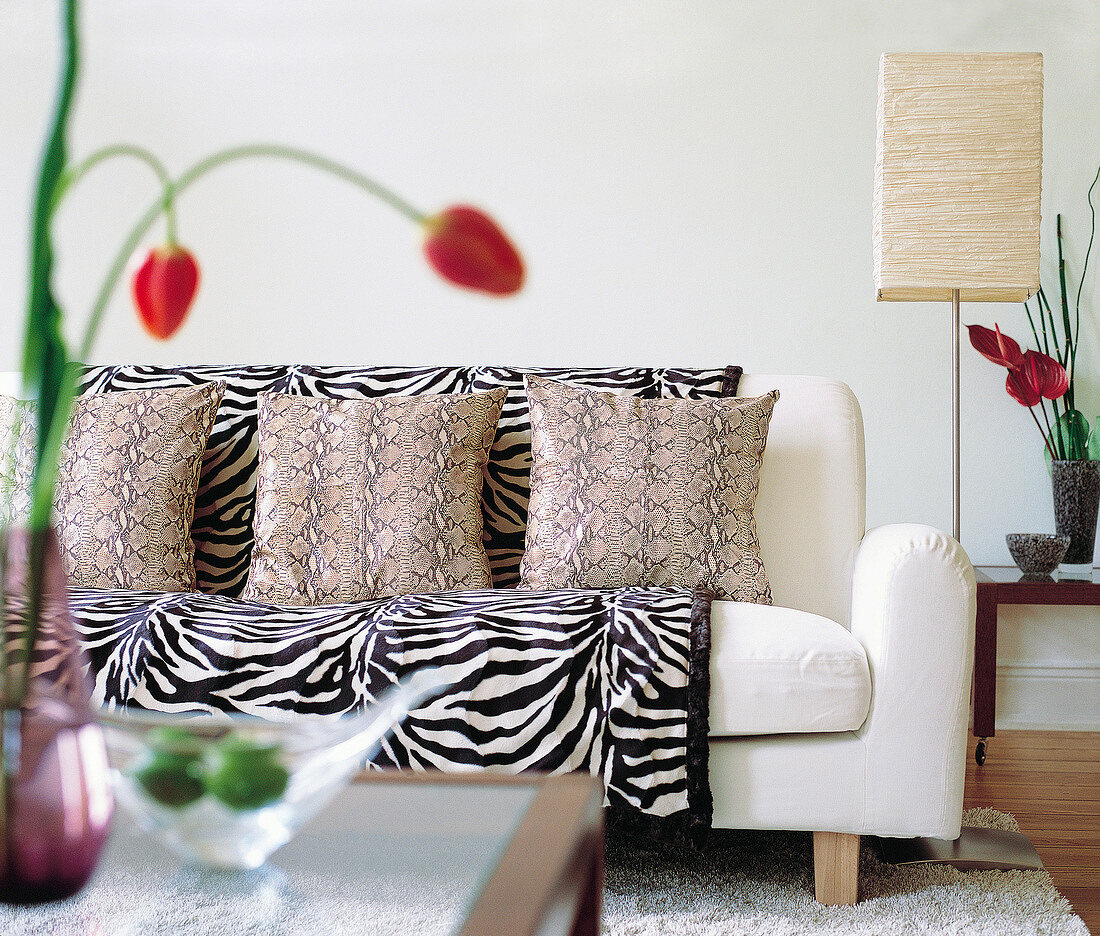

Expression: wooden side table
xmin=973 ymin=565 xmax=1100 ymax=764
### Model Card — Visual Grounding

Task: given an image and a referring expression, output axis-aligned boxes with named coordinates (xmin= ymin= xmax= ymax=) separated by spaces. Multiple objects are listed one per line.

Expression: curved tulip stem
xmin=77 ymin=143 xmax=429 ymax=362
xmin=77 ymin=198 xmax=161 ymax=361
xmin=53 ymin=144 xmax=179 ymax=244
xmin=171 ymin=145 xmax=428 ymax=225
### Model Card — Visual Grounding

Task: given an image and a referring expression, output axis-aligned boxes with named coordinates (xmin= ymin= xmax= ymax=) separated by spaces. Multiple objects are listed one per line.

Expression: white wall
xmin=2 ymin=0 xmax=1098 ymax=727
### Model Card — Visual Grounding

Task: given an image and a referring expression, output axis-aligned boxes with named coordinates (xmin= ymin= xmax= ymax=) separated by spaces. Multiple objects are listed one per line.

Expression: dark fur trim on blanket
xmin=721 ymin=365 xmax=743 ymax=397
xmin=606 ymin=587 xmax=713 ymax=850
xmin=686 ymin=586 xmax=714 ymax=847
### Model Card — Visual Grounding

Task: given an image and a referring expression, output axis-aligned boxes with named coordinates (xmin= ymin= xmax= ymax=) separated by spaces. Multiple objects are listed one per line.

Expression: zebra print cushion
xmin=78 ymin=364 xmax=740 ymax=594
xmin=72 ymin=584 xmax=713 ymax=846
xmin=280 ymin=365 xmax=471 ymax=398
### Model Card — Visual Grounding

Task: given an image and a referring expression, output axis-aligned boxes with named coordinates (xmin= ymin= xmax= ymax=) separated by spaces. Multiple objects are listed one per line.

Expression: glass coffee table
xmin=0 ymin=771 xmax=604 ymax=936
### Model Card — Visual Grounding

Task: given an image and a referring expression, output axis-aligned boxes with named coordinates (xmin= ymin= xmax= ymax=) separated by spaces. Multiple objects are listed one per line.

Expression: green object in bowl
xmin=133 ymin=728 xmax=206 ymax=808
xmin=204 ymin=739 xmax=291 ymax=811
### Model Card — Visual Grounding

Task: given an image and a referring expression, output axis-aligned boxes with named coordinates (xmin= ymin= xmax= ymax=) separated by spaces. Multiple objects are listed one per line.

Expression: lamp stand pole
xmin=952 ymin=288 xmax=961 ymax=543
xmin=881 ymin=289 xmax=1043 ymax=873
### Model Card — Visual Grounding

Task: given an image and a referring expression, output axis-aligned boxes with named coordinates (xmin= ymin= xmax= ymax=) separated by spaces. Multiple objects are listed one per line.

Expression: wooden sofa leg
xmin=813 ymin=831 xmax=859 ymax=905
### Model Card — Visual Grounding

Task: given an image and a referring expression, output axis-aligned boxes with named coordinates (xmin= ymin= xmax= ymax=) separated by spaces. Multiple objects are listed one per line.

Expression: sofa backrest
xmin=2 ymin=367 xmax=865 ymax=624
xmin=740 ymin=374 xmax=865 ymax=625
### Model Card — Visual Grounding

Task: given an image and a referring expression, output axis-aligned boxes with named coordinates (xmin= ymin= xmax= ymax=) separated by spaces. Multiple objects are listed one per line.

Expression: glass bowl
xmin=1005 ymin=532 xmax=1070 ymax=578
xmin=96 ymin=670 xmax=443 ymax=870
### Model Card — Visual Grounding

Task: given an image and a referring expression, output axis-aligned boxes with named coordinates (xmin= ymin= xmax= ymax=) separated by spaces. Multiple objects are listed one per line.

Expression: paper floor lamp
xmin=873 ymin=52 xmax=1044 ymax=542
xmin=872 ymin=51 xmax=1046 ymax=868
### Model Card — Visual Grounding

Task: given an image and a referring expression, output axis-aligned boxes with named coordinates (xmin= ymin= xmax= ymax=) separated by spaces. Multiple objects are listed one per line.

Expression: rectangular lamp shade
xmin=873 ymin=52 xmax=1043 ymax=302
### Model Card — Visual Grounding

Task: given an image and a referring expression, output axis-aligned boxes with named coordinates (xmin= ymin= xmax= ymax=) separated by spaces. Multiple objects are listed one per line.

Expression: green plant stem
xmin=178 ymin=145 xmax=427 ymax=224
xmin=1036 ymin=287 xmax=1053 ymax=355
xmin=1038 ymin=396 xmax=1052 ymax=443
xmin=1020 ymin=166 xmax=1098 ymax=464
xmin=1072 ymin=168 xmax=1098 ymax=442
xmin=12 ymin=0 xmax=78 ymax=731
xmin=1030 ymin=289 xmax=1069 ymax=458
xmin=1077 ymin=166 xmax=1099 ymax=317
xmin=1029 ymin=404 xmax=1060 ymax=462
xmin=56 ymin=144 xmax=178 ymax=243
xmin=1054 ymin=397 xmax=1072 ymax=460
xmin=1072 ymin=166 xmax=1100 ymax=462
xmin=6 ymin=0 xmax=77 ymax=826
xmin=23 ymin=0 xmax=78 ymax=532
xmin=1056 ymin=216 xmax=1075 ymax=413
xmin=1037 ymin=288 xmax=1063 ymax=364
xmin=78 ymin=143 xmax=428 ymax=361
xmin=1023 ymin=296 xmax=1044 ymax=354
xmin=1038 ymin=398 xmax=1063 ymax=460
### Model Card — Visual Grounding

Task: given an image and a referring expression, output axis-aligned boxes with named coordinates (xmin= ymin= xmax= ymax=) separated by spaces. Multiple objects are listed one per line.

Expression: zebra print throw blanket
xmin=69 ymin=363 xmax=737 ymax=845
xmin=73 ymin=584 xmax=714 ymax=847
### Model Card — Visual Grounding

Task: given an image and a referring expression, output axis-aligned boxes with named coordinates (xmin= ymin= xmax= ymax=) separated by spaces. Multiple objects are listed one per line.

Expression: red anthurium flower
xmin=1005 ymin=367 xmax=1042 ymax=408
xmin=1021 ymin=349 xmax=1069 ymax=400
xmin=132 ymin=245 xmax=200 ymax=339
xmin=422 ymin=206 xmax=524 ymax=296
xmin=967 ymin=323 xmax=1023 ymax=368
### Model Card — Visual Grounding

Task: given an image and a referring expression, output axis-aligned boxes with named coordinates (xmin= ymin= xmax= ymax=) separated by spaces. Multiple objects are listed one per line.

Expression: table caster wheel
xmin=975 ymin=739 xmax=987 ymax=765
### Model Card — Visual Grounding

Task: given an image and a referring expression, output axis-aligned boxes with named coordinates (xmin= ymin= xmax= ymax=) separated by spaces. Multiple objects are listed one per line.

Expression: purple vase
xmin=0 ymin=528 xmax=113 ymax=904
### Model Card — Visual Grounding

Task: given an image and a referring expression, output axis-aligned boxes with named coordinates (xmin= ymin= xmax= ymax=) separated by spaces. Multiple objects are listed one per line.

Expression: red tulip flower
xmin=422 ymin=206 xmax=524 ymax=296
xmin=132 ymin=245 xmax=200 ymax=339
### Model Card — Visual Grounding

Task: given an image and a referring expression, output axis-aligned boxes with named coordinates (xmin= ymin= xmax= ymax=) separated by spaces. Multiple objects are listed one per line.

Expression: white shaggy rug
xmin=0 ymin=807 xmax=1086 ymax=934
xmin=604 ymin=808 xmax=1088 ymax=935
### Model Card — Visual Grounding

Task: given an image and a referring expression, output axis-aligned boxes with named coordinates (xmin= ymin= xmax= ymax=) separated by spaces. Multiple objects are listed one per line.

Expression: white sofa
xmin=2 ymin=367 xmax=976 ymax=905
xmin=712 ymin=374 xmax=976 ymax=903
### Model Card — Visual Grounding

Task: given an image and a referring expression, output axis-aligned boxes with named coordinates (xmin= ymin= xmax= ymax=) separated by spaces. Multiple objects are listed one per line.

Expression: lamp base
xmin=876 ymin=827 xmax=1043 ymax=871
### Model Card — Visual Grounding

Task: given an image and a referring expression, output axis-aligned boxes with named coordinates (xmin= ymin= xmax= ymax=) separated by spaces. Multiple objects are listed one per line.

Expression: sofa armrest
xmin=849 ymin=523 xmax=976 ymax=838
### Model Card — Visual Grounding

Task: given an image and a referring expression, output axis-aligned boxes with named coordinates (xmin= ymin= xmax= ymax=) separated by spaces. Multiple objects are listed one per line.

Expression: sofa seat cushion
xmin=708 ymin=601 xmax=871 ymax=736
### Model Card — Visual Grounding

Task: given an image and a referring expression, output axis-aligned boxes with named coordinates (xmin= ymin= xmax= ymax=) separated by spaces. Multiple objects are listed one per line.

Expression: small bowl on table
xmin=1005 ymin=533 xmax=1070 ymax=579
xmin=97 ymin=670 xmax=443 ymax=870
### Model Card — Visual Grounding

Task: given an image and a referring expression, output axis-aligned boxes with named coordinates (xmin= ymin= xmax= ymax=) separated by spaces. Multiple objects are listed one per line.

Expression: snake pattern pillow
xmin=244 ymin=388 xmax=506 ymax=605
xmin=78 ymin=366 xmax=296 ymax=596
xmin=74 ymin=365 xmax=739 ymax=593
xmin=0 ymin=395 xmax=32 ymax=527
xmin=520 ymin=375 xmax=779 ymax=602
xmin=468 ymin=365 xmax=742 ymax=587
xmin=3 ymin=382 xmax=224 ymax=591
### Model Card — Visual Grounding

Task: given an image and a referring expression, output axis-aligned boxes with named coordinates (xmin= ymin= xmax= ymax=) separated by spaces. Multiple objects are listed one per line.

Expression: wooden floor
xmin=964 ymin=730 xmax=1099 ymax=933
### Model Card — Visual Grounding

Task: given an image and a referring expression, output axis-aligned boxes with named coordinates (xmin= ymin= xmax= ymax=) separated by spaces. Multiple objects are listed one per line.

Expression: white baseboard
xmin=994 ymin=664 xmax=1100 ymax=731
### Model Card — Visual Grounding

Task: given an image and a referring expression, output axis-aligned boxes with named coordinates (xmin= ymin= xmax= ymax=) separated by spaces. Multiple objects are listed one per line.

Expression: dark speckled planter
xmin=1052 ymin=459 xmax=1100 ymax=565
